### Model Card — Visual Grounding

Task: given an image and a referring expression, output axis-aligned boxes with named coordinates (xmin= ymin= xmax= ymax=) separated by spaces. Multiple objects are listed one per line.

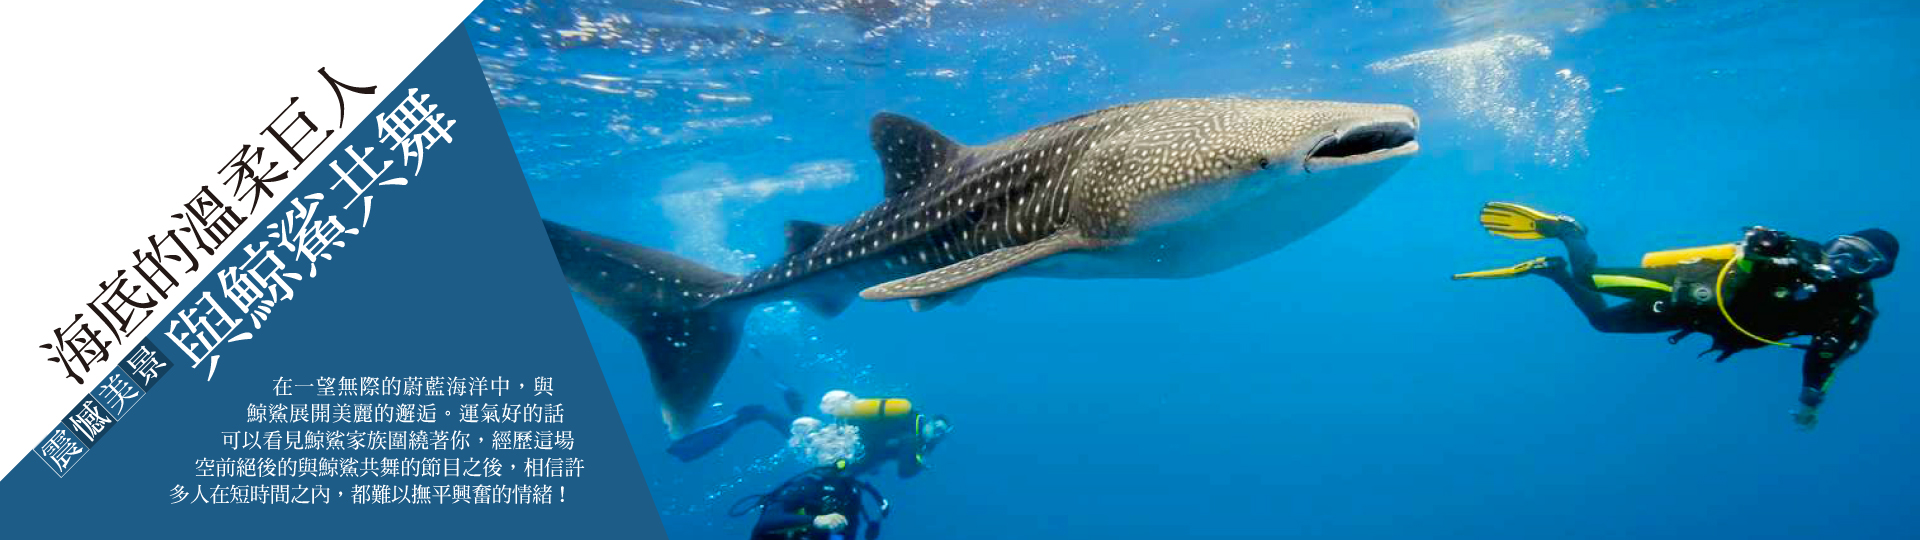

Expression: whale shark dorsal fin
xmin=861 ymin=230 xmax=1113 ymax=302
xmin=871 ymin=112 xmax=961 ymax=198
xmin=785 ymin=220 xmax=829 ymax=257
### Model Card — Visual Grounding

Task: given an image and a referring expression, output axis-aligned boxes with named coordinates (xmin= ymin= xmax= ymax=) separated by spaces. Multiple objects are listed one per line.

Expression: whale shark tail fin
xmin=541 ymin=219 xmax=750 ymax=438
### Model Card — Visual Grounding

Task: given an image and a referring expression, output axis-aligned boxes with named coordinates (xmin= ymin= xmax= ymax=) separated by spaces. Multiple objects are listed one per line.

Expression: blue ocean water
xmin=467 ymin=1 xmax=1920 ymax=538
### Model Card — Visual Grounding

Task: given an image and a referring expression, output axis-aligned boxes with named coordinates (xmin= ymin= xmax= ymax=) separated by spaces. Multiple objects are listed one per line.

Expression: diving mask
xmin=920 ymin=416 xmax=952 ymax=444
xmin=1824 ymin=235 xmax=1890 ymax=280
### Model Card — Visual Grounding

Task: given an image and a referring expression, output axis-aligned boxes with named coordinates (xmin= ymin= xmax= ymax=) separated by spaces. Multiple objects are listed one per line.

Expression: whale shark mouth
xmin=1305 ymin=121 xmax=1420 ymax=172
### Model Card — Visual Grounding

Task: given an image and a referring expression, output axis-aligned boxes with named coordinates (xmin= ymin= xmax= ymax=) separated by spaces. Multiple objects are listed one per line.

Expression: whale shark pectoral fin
xmin=948 ymin=284 xmax=980 ymax=305
xmin=908 ymin=297 xmax=943 ymax=313
xmin=860 ymin=230 xmax=1112 ymax=302
xmin=907 ymin=285 xmax=980 ymax=313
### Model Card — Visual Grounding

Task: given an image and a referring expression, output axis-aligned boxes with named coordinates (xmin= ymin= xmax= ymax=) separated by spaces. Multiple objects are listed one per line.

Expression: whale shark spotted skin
xmin=544 ymin=97 xmax=1420 ymax=435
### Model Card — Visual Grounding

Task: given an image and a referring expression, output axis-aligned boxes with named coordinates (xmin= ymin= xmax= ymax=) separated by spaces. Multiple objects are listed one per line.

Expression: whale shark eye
xmin=1257 ymin=158 xmax=1270 ymax=169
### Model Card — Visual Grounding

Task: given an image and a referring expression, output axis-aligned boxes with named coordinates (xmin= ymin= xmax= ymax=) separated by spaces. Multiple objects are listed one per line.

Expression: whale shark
xmin=543 ymin=97 xmax=1421 ymax=436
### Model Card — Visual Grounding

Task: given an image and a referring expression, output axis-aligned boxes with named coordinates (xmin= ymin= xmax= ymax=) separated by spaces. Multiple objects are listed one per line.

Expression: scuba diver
xmin=1453 ymin=202 xmax=1895 ymax=429
xmin=668 ymin=386 xmax=954 ymax=478
xmin=731 ymin=462 xmax=890 ymax=540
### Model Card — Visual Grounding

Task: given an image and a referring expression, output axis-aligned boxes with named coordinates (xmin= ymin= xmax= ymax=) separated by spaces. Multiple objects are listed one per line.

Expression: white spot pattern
xmin=704 ymin=97 xmax=1417 ymax=301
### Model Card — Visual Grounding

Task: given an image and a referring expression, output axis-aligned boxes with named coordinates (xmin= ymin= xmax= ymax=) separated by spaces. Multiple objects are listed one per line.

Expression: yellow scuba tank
xmin=1640 ymin=243 xmax=1738 ymax=268
xmin=840 ymin=398 xmax=913 ymax=420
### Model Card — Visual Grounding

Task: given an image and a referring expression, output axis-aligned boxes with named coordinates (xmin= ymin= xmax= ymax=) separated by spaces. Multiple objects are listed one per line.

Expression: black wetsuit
xmin=735 ymin=466 xmax=887 ymax=540
xmin=1539 ymin=227 xmax=1878 ymax=407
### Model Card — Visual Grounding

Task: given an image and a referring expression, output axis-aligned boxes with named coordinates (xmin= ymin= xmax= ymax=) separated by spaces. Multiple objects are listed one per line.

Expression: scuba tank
xmin=1635 ymin=244 xmax=1737 ymax=311
xmin=837 ymin=398 xmax=913 ymax=420
xmin=1640 ymin=243 xmax=1737 ymax=268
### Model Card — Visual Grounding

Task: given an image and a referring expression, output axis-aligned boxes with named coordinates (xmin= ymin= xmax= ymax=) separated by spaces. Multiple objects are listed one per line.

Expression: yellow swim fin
xmin=1479 ymin=202 xmax=1581 ymax=240
xmin=1451 ymin=257 xmax=1555 ymax=280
